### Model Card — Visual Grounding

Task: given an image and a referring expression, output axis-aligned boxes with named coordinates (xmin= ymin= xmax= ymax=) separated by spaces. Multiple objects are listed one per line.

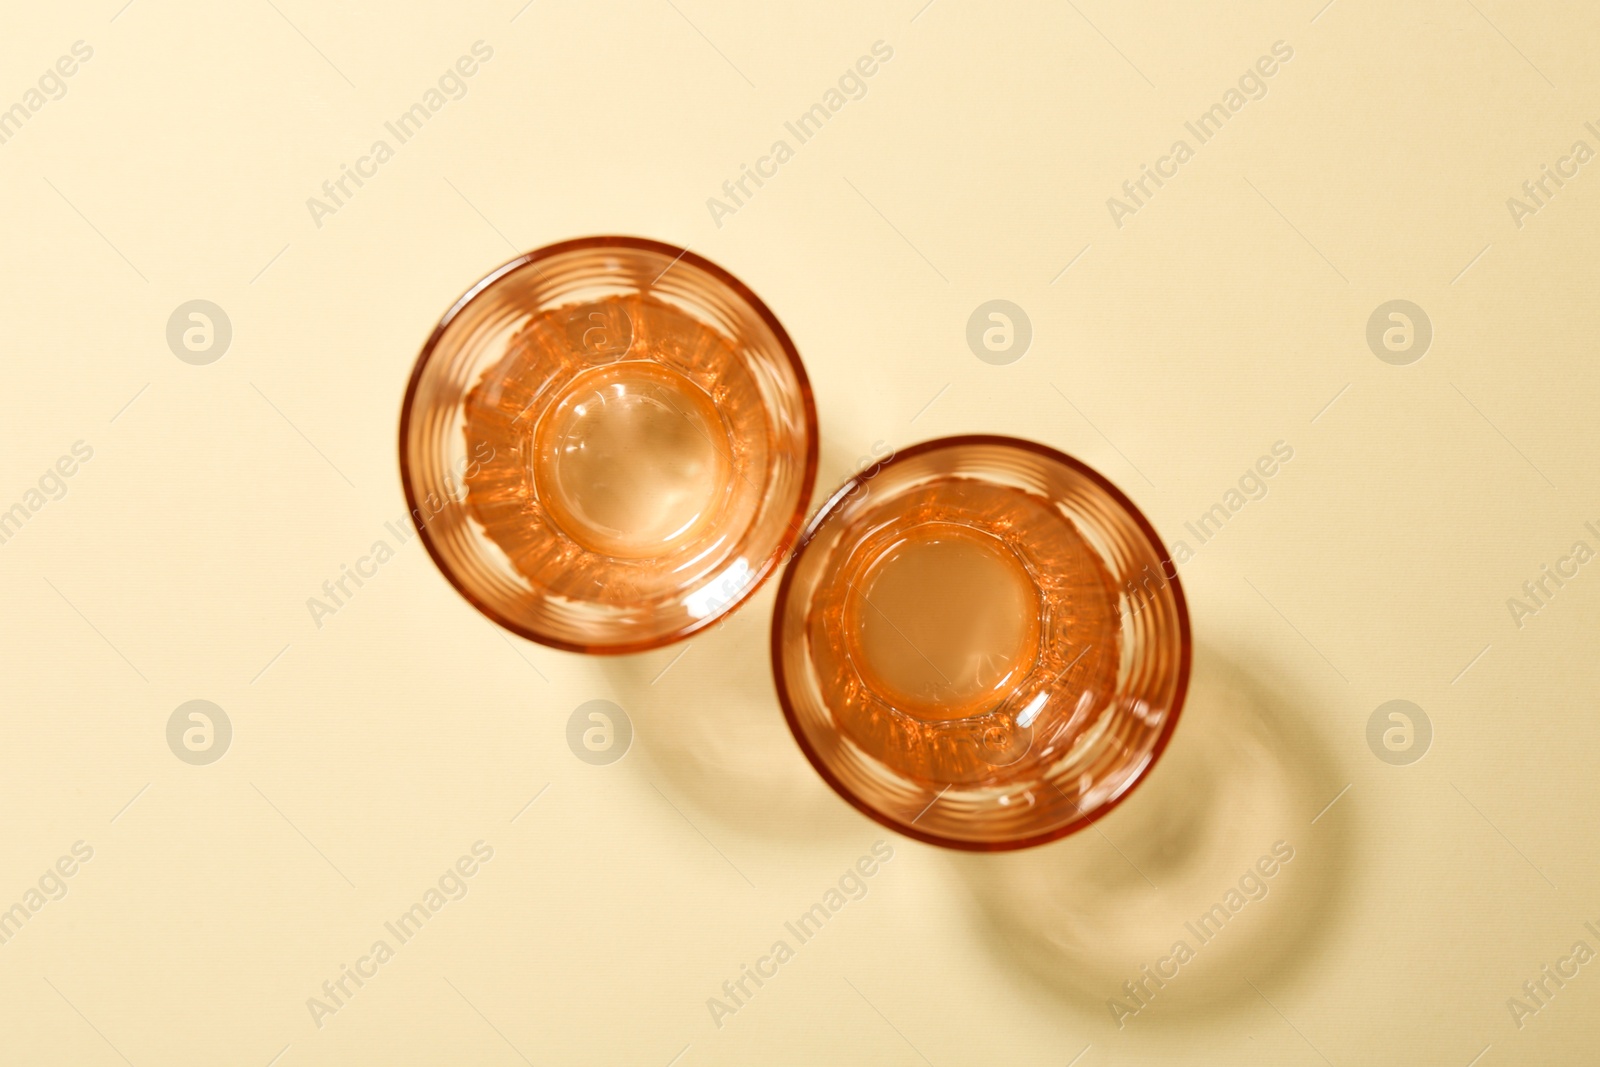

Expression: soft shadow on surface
xmin=600 ymin=433 xmax=889 ymax=843
xmin=603 ymin=583 xmax=857 ymax=843
xmin=955 ymin=642 xmax=1358 ymax=1028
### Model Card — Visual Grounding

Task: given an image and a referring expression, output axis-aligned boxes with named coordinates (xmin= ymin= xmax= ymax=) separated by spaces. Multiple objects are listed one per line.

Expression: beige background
xmin=3 ymin=0 xmax=1599 ymax=1063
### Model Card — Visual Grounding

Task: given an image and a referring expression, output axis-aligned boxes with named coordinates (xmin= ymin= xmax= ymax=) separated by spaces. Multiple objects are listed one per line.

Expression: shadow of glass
xmin=954 ymin=641 xmax=1358 ymax=1030
xmin=601 ymin=582 xmax=859 ymax=843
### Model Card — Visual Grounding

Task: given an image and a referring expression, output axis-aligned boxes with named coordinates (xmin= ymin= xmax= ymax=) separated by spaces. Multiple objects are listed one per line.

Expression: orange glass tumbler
xmin=771 ymin=436 xmax=1191 ymax=850
xmin=400 ymin=237 xmax=818 ymax=653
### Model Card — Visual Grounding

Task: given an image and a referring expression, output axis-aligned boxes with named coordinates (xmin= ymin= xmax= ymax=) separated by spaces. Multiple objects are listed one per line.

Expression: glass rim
xmin=769 ymin=433 xmax=1194 ymax=851
xmin=398 ymin=235 xmax=820 ymax=655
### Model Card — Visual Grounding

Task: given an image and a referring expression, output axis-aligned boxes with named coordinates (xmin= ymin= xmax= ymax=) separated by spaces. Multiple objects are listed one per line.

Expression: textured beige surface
xmin=3 ymin=0 xmax=1599 ymax=1063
